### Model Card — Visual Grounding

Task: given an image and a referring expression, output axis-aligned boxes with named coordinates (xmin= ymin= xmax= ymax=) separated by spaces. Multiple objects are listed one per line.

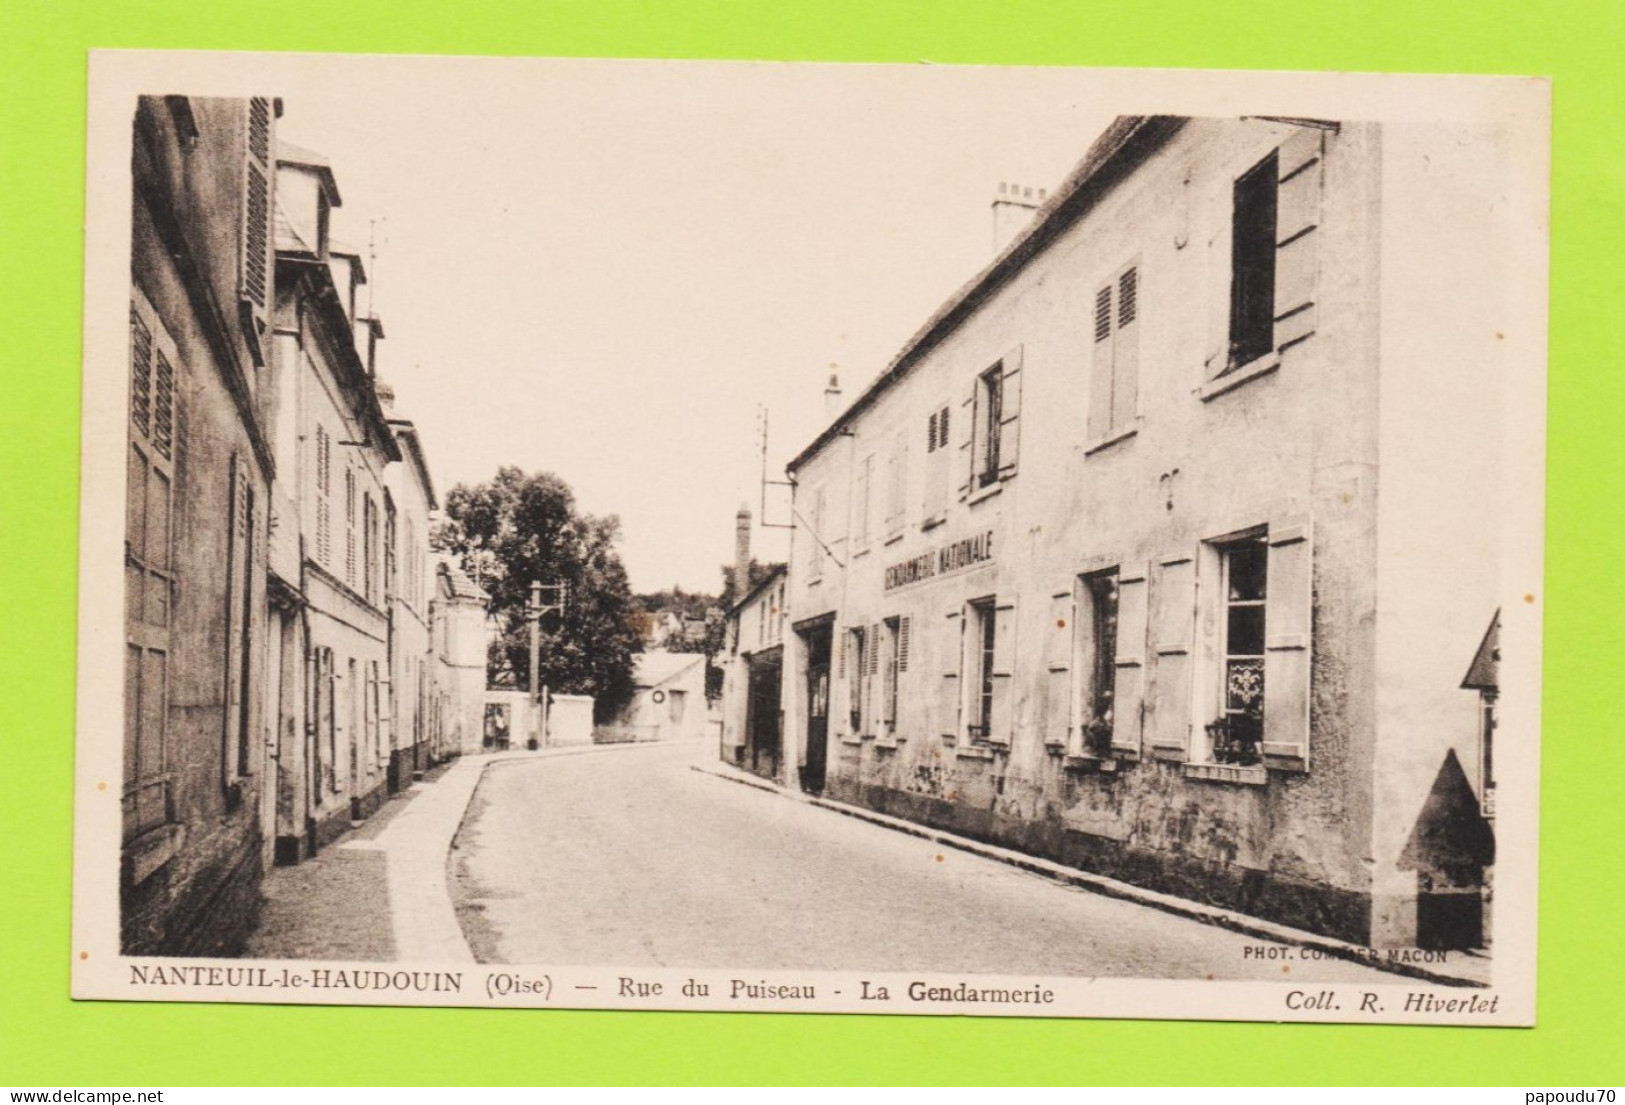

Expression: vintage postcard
xmin=73 ymin=51 xmax=1549 ymax=1025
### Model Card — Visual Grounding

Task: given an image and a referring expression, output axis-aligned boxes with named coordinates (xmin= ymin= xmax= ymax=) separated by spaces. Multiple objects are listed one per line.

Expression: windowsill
xmin=838 ymin=734 xmax=865 ymax=746
xmin=1199 ymin=353 xmax=1279 ymax=402
xmin=883 ymin=531 xmax=905 ymax=547
xmin=955 ymin=744 xmax=998 ymax=761
xmin=875 ymin=734 xmax=905 ymax=751
xmin=920 ymin=513 xmax=948 ymax=532
xmin=851 ymin=546 xmax=871 ymax=560
xmin=1182 ymin=761 xmax=1268 ymax=786
xmin=967 ymin=479 xmax=1004 ymax=507
xmin=1148 ymin=744 xmax=1186 ymax=763
xmin=1083 ymin=422 xmax=1139 ymax=457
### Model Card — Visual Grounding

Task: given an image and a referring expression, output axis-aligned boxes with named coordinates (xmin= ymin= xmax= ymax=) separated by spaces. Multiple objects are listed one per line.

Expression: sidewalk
xmin=246 ymin=742 xmax=698 ymax=962
xmin=691 ymin=757 xmax=1494 ymax=989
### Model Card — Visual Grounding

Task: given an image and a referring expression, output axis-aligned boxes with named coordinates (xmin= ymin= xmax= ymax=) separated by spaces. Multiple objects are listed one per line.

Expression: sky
xmin=271 ymin=57 xmax=1114 ymax=594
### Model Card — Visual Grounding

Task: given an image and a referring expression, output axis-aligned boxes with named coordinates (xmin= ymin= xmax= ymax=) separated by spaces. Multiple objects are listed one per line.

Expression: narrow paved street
xmin=448 ymin=741 xmax=1398 ymax=982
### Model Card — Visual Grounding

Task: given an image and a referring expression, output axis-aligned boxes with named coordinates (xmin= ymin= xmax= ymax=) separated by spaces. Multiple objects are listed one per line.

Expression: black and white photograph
xmin=73 ymin=52 xmax=1548 ymax=1025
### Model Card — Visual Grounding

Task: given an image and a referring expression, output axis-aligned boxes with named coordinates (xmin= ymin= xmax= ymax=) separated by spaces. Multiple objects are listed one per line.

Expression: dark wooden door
xmin=801 ymin=626 xmax=831 ymax=794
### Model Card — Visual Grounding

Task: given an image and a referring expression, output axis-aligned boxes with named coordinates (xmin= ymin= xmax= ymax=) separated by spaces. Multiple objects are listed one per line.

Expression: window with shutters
xmin=976 ymin=367 xmax=1003 ymax=489
xmin=239 ymin=96 xmax=273 ymax=369
xmin=884 ymin=442 xmax=907 ymax=541
xmin=314 ymin=423 xmax=332 ymax=568
xmin=363 ymin=492 xmax=378 ymax=605
xmin=846 ymin=625 xmax=868 ymax=734
xmin=1086 ymin=263 xmax=1140 ymax=448
xmin=1211 ymin=535 xmax=1268 ymax=764
xmin=1229 ymin=154 xmax=1278 ymax=370
xmin=344 ymin=467 xmax=358 ymax=588
xmin=805 ymin=485 xmax=825 ymax=584
xmin=384 ymin=498 xmax=397 ymax=601
xmin=922 ymin=403 xmax=951 ymax=527
xmin=1206 ymin=127 xmax=1327 ymax=394
xmin=881 ymin=615 xmax=910 ymax=736
xmin=967 ymin=598 xmax=997 ymax=742
xmin=854 ymin=454 xmax=874 ymax=553
xmin=125 ymin=290 xmax=180 ymax=851
xmin=1193 ymin=521 xmax=1312 ymax=774
xmin=964 ymin=348 xmax=1023 ymax=501
xmin=1076 ymin=570 xmax=1120 ymax=757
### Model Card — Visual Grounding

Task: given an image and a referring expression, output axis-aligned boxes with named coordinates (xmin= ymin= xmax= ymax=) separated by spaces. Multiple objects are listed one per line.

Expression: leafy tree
xmin=438 ymin=466 xmax=641 ymax=722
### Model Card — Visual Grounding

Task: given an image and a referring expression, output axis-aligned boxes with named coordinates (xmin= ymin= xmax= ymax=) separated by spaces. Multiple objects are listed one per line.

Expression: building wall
xmin=270 ymin=256 xmax=394 ymax=855
xmin=720 ymin=574 xmax=787 ymax=776
xmin=1367 ymin=122 xmax=1516 ymax=944
xmin=784 ymin=118 xmax=1417 ymax=943
xmin=432 ymin=572 xmax=492 ymax=758
xmin=383 ymin=430 xmax=435 ymax=789
xmin=123 ymin=97 xmax=274 ymax=955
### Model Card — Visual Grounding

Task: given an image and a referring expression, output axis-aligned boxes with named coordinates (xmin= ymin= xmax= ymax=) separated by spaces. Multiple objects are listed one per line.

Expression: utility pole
xmin=526 ymin=580 xmax=567 ymax=749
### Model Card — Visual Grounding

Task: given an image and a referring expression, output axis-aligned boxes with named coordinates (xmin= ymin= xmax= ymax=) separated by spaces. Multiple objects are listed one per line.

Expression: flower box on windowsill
xmin=1182 ymin=761 xmax=1268 ymax=786
xmin=1064 ymin=755 xmax=1119 ymax=774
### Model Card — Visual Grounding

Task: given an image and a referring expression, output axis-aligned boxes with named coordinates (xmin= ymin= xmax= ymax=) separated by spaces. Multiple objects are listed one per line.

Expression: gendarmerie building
xmin=775 ymin=116 xmax=1507 ymax=950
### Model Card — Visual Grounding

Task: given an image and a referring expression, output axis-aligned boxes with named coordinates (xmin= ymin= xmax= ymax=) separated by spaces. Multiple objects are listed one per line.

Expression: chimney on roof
xmin=823 ymin=365 xmax=843 ymax=420
xmin=734 ymin=503 xmax=752 ymax=603
xmin=992 ymin=181 xmax=1047 ymax=254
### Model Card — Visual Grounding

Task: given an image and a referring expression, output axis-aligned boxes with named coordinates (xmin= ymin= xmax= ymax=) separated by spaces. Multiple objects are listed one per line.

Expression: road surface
xmin=449 ymin=740 xmax=1397 ymax=982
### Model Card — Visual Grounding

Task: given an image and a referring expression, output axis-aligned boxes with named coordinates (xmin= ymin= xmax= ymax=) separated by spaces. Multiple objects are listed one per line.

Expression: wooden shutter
xmin=126 ymin=292 xmax=177 ymax=842
xmin=1044 ymin=590 xmax=1073 ymax=744
xmin=997 ymin=345 xmax=1022 ymax=480
xmin=1263 ymin=518 xmax=1313 ymax=763
xmin=958 ymin=377 xmax=977 ymax=501
xmin=1205 ymin=175 xmax=1233 ymax=373
xmin=240 ymin=97 xmax=273 ymax=365
xmin=1274 ymin=128 xmax=1323 ymax=353
xmin=988 ymin=600 xmax=1016 ymax=742
xmin=1149 ymin=554 xmax=1196 ymax=752
xmin=938 ymin=610 xmax=963 ymax=738
xmin=345 ymin=468 xmax=357 ymax=585
xmin=867 ymin=620 xmax=881 ymax=733
xmin=1111 ymin=569 xmax=1147 ymax=751
xmin=1112 ymin=267 xmax=1140 ymax=430
xmin=222 ymin=454 xmax=248 ymax=785
xmin=1088 ymin=283 xmax=1114 ymax=442
xmin=881 ymin=622 xmax=898 ymax=726
xmin=854 ymin=454 xmax=871 ymax=550
xmin=898 ymin=616 xmax=912 ymax=673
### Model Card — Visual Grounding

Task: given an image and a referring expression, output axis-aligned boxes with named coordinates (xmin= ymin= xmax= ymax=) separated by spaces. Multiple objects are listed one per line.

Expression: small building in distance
xmin=431 ymin=556 xmax=493 ymax=758
xmin=719 ymin=564 xmax=789 ymax=781
xmin=602 ymin=652 xmax=709 ymax=743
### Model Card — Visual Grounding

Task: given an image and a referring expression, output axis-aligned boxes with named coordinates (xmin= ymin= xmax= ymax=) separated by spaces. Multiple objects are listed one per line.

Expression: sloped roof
xmin=276 ymin=139 xmax=342 ymax=206
xmin=788 ymin=116 xmax=1183 ymax=472
xmin=437 ymin=557 xmax=490 ymax=603
xmin=634 ymin=650 xmax=705 ymax=688
xmin=1462 ymin=611 xmax=1500 ymax=691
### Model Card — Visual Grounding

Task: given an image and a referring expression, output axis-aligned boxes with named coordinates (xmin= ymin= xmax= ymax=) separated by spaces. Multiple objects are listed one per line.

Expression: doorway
xmin=799 ymin=623 xmax=831 ymax=794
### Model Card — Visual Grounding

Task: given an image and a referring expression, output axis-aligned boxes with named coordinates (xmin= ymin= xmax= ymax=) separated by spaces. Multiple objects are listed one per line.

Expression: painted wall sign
xmin=883 ymin=530 xmax=995 ymax=592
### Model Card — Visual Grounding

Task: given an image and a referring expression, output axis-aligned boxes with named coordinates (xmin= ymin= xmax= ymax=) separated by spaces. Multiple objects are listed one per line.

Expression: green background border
xmin=2 ymin=0 xmax=1618 ymax=1086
